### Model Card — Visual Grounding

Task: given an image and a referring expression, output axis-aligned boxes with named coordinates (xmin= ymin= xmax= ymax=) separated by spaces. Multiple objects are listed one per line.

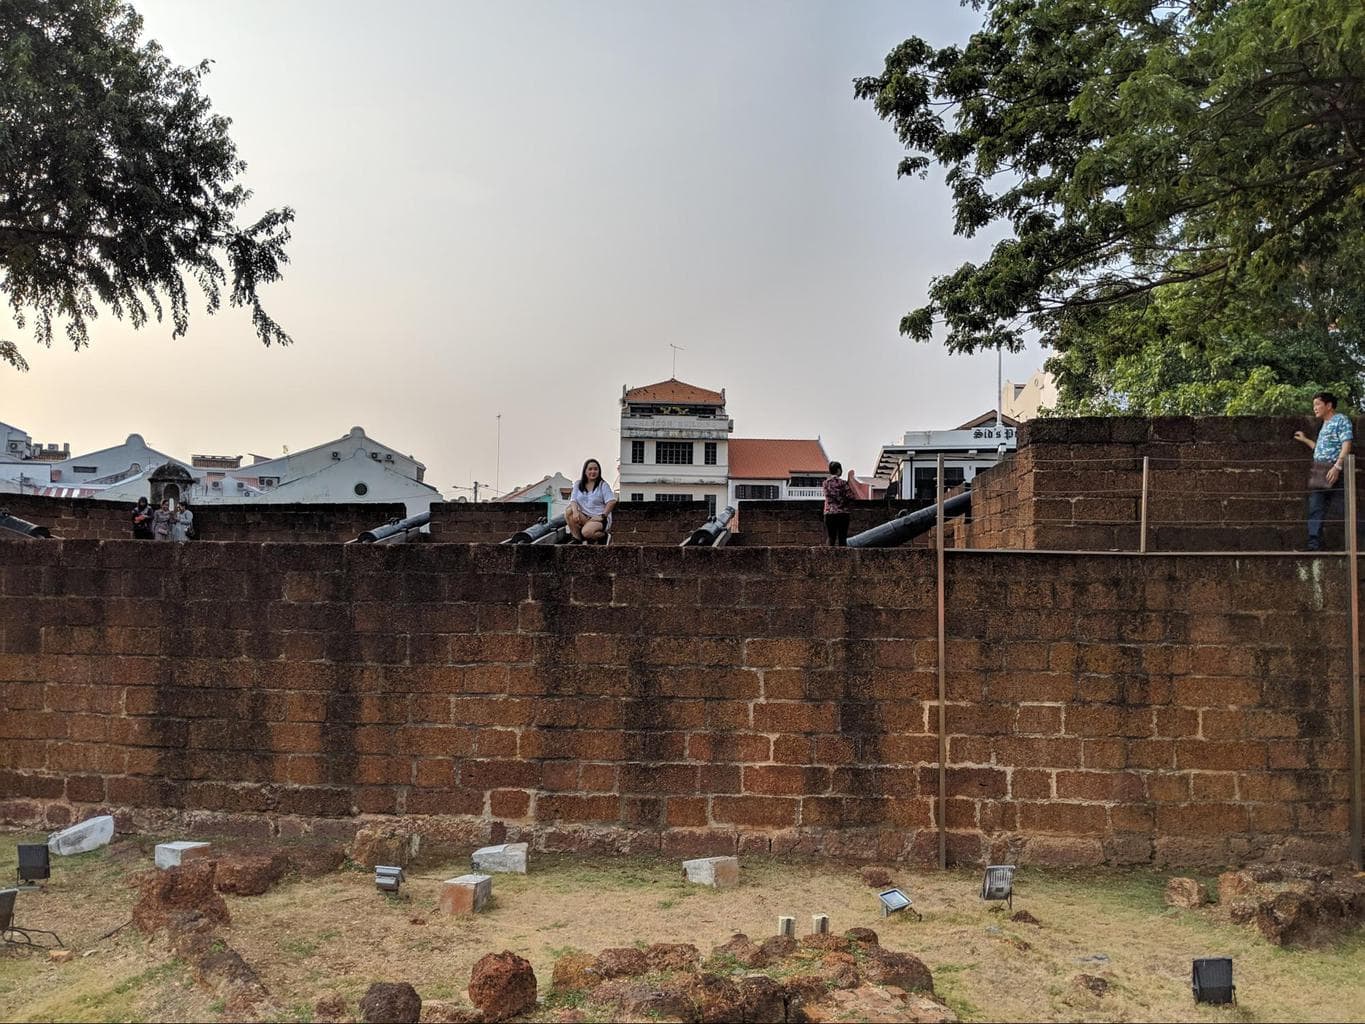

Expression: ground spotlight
xmin=16 ymin=844 xmax=50 ymax=889
xmin=981 ymin=865 xmax=1016 ymax=909
xmin=878 ymin=887 xmax=921 ymax=920
xmin=374 ymin=865 xmax=404 ymax=894
xmin=1192 ymin=958 xmax=1235 ymax=1005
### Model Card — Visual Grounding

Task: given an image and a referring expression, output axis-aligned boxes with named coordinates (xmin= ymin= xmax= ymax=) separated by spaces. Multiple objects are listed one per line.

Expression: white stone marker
xmin=811 ymin=913 xmax=830 ymax=935
xmin=471 ymin=842 xmax=529 ymax=874
xmin=154 ymin=841 xmax=212 ymax=869
xmin=48 ymin=815 xmax=115 ymax=856
xmin=778 ymin=916 xmax=796 ymax=938
xmin=681 ymin=855 xmax=739 ymax=888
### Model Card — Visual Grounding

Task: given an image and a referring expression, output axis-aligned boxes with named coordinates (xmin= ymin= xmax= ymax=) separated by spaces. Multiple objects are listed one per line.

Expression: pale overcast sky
xmin=2 ymin=0 xmax=1043 ymax=496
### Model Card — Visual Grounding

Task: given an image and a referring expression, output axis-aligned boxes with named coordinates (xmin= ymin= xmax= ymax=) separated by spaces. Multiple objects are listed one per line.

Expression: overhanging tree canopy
xmin=855 ymin=0 xmax=1365 ymax=411
xmin=0 ymin=0 xmax=293 ymax=371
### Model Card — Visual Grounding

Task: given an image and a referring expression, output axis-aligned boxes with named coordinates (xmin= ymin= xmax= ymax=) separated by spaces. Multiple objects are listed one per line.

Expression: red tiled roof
xmin=622 ymin=378 xmax=724 ymax=405
xmin=727 ymin=438 xmax=828 ymax=480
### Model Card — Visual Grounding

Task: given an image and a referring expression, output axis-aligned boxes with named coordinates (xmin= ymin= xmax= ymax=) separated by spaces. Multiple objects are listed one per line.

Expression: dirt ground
xmin=1 ymin=829 xmax=1362 ymax=1023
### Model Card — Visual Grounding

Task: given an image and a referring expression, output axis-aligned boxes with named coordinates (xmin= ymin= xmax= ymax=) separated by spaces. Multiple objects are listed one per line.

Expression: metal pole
xmin=936 ymin=453 xmax=947 ymax=870
xmin=1348 ymin=454 xmax=1362 ymax=869
xmin=1139 ymin=456 xmax=1150 ymax=554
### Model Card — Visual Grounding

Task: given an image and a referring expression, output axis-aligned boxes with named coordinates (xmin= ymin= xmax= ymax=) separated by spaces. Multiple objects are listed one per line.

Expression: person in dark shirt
xmin=822 ymin=461 xmax=854 ymax=547
xmin=131 ymin=497 xmax=154 ymax=539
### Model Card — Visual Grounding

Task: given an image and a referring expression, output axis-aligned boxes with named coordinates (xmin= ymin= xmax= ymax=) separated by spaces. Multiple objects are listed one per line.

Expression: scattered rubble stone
xmin=682 ymin=855 xmax=739 ymax=888
xmin=549 ymin=951 xmax=597 ymax=992
xmin=468 ymin=950 xmax=537 ymax=1022
xmin=644 ymin=941 xmax=700 ymax=972
xmin=359 ymin=981 xmax=422 ymax=1024
xmin=1229 ymin=900 xmax=1260 ymax=925
xmin=758 ymin=934 xmax=797 ymax=960
xmin=195 ymin=946 xmax=270 ymax=1017
xmin=593 ymin=947 xmax=650 ymax=978
xmin=1009 ymin=910 xmax=1042 ymax=926
xmin=154 ymin=841 xmax=212 ymax=870
xmin=471 ymin=842 xmax=528 ymax=874
xmin=862 ymin=948 xmax=935 ymax=993
xmin=1164 ymin=877 xmax=1208 ymax=909
xmin=438 ymin=874 xmax=492 ymax=915
xmin=818 ymin=951 xmax=862 ymax=989
xmin=214 ymin=852 xmax=289 ymax=896
xmin=132 ymin=861 xmax=230 ymax=934
xmin=1074 ymin=974 xmax=1109 ymax=997
xmin=737 ymin=974 xmax=786 ymax=1024
xmin=689 ymin=972 xmax=745 ymax=1023
xmin=1218 ymin=869 xmax=1262 ymax=904
xmin=802 ymin=932 xmax=851 ymax=952
xmin=1215 ymin=865 xmax=1365 ymax=946
xmin=802 ymin=987 xmax=958 ymax=1023
xmin=861 ymin=866 xmax=895 ymax=888
xmin=710 ymin=932 xmax=767 ymax=968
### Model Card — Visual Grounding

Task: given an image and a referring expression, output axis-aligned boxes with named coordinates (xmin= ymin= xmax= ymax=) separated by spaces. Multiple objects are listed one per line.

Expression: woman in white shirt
xmin=566 ymin=458 xmax=616 ymax=543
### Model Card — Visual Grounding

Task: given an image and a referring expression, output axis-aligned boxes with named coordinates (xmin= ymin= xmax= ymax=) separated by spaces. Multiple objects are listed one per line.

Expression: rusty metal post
xmin=936 ymin=453 xmax=947 ymax=870
xmin=1348 ymin=454 xmax=1362 ymax=869
xmin=1139 ymin=456 xmax=1150 ymax=553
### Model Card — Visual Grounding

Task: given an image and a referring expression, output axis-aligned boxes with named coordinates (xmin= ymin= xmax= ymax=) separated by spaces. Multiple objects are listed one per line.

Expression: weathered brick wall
xmin=426 ymin=502 xmax=710 ymax=545
xmin=0 ymin=494 xmax=407 ymax=543
xmin=735 ymin=501 xmax=931 ymax=546
xmin=963 ymin=417 xmax=1365 ymax=551
xmin=1 ymin=539 xmax=1354 ymax=866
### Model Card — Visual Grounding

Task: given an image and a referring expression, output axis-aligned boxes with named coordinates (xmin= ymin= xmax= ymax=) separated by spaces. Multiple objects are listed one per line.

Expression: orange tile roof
xmin=728 ymin=438 xmax=829 ymax=480
xmin=622 ymin=378 xmax=724 ymax=405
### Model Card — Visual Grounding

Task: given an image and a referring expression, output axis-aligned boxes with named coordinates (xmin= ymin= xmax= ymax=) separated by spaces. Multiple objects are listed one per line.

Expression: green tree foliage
xmin=855 ymin=0 xmax=1365 ymax=413
xmin=0 ymin=0 xmax=292 ymax=370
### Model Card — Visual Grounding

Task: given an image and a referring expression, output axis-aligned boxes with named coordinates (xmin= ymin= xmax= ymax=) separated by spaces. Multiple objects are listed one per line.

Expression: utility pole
xmin=496 ymin=414 xmax=502 ymax=497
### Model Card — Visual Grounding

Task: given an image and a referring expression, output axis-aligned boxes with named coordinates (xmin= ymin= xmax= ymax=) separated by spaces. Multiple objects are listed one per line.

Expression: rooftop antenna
xmin=496 ymin=413 xmax=502 ymax=496
xmin=670 ymin=344 xmax=685 ymax=378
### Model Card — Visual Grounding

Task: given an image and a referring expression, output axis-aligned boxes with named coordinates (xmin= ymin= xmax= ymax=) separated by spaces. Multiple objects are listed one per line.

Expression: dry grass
xmin=2 ymin=829 xmax=1362 ymax=1022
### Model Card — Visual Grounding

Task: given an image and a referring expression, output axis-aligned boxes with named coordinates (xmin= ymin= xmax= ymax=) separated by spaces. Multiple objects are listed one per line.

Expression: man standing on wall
xmin=1294 ymin=392 xmax=1354 ymax=551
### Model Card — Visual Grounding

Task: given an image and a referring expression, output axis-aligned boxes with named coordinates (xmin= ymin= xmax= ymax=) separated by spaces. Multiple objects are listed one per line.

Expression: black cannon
xmin=847 ymin=491 xmax=972 ymax=548
xmin=680 ymin=505 xmax=736 ymax=547
xmin=502 ymin=514 xmax=568 ymax=545
xmin=352 ymin=510 xmax=431 ymax=544
xmin=0 ymin=510 xmax=51 ymax=539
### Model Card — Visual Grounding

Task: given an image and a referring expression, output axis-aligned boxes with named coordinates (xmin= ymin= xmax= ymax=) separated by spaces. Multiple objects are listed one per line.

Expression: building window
xmin=705 ymin=494 xmax=717 ymax=516
xmin=789 ymin=475 xmax=823 ymax=488
xmin=630 ymin=440 xmax=645 ymax=464
xmin=630 ymin=492 xmax=644 ymax=502
xmin=912 ymin=467 xmax=966 ymax=502
xmin=72 ymin=466 xmax=98 ymax=474
xmin=704 ymin=442 xmax=717 ymax=465
xmin=735 ymin=484 xmax=780 ymax=500
xmin=655 ymin=441 xmax=693 ymax=465
xmin=656 ymin=493 xmax=692 ymax=503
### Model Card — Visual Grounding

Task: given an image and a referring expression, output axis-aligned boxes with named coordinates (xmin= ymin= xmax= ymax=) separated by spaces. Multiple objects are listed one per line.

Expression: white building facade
xmin=875 ymin=412 xmax=1020 ymax=502
xmin=618 ymin=379 xmax=733 ymax=514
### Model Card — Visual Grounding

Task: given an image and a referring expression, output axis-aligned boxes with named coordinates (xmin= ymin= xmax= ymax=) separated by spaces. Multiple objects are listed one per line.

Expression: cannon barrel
xmin=680 ymin=505 xmax=737 ymax=547
xmin=0 ymin=510 xmax=51 ymax=539
xmin=847 ymin=491 xmax=972 ymax=548
xmin=503 ymin=514 xmax=567 ymax=545
xmin=353 ymin=510 xmax=431 ymax=544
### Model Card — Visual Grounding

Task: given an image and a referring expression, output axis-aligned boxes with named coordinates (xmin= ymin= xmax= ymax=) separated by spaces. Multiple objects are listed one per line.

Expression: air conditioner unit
xmin=370 ymin=452 xmax=380 ymax=460
xmin=331 ymin=451 xmax=340 ymax=460
xmin=211 ymin=481 xmax=221 ymax=489
xmin=384 ymin=454 xmax=393 ymax=462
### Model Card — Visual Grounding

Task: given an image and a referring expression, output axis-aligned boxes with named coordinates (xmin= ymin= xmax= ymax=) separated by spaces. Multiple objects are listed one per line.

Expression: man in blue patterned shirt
xmin=1294 ymin=391 xmax=1354 ymax=551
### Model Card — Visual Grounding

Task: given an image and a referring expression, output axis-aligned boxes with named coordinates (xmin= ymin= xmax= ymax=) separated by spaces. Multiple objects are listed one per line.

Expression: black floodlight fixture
xmin=878 ymin=887 xmax=922 ymax=920
xmin=1192 ymin=958 xmax=1235 ymax=1005
xmin=0 ymin=887 xmax=63 ymax=949
xmin=16 ymin=844 xmax=50 ymax=887
xmin=374 ymin=865 xmax=404 ymax=894
xmin=981 ymin=865 xmax=1016 ymax=909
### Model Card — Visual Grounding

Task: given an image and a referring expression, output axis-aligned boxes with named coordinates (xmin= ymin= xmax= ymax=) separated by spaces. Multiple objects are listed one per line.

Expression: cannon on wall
xmin=351 ymin=511 xmax=431 ymax=544
xmin=0 ymin=510 xmax=51 ymax=539
xmin=680 ymin=505 xmax=736 ymax=547
xmin=847 ymin=490 xmax=972 ymax=548
xmin=502 ymin=514 xmax=568 ymax=545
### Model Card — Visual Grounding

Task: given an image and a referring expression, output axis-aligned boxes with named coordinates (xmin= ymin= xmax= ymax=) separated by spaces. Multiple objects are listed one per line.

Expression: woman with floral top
xmin=822 ymin=461 xmax=854 ymax=547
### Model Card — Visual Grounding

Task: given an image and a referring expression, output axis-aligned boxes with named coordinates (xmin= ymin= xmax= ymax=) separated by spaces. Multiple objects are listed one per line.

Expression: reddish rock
xmin=802 ymin=986 xmax=958 ymax=1023
xmin=215 ymin=852 xmax=290 ymax=896
xmin=862 ymin=948 xmax=935 ymax=994
xmin=861 ymin=866 xmax=895 ymax=888
xmin=844 ymin=927 xmax=879 ymax=947
xmin=593 ymin=947 xmax=650 ymax=978
xmin=644 ymin=942 xmax=700 ymax=973
xmin=1009 ymin=910 xmax=1041 ymax=926
xmin=359 ymin=981 xmax=422 ymax=1023
xmin=468 ymin=951 xmax=537 ymax=1022
xmin=1164 ymin=877 xmax=1207 ymax=910
xmin=594 ymin=978 xmax=695 ymax=1020
xmin=818 ymin=951 xmax=861 ymax=990
xmin=1217 ymin=869 xmax=1259 ymax=904
xmin=1228 ymin=899 xmax=1260 ymax=925
xmin=550 ymin=951 xmax=597 ymax=992
xmin=758 ymin=934 xmax=796 ymax=960
xmin=801 ymin=932 xmax=851 ymax=952
xmin=691 ymin=973 xmax=744 ymax=1024
xmin=710 ymin=933 xmax=767 ymax=968
xmin=737 ymin=974 xmax=786 ymax=1024
xmin=132 ymin=861 xmax=230 ymax=934
xmin=352 ymin=825 xmax=418 ymax=869
xmin=314 ymin=994 xmax=348 ymax=1022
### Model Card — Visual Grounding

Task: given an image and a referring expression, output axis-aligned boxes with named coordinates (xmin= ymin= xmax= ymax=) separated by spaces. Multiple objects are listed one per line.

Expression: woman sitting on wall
xmin=566 ymin=458 xmax=616 ymax=544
